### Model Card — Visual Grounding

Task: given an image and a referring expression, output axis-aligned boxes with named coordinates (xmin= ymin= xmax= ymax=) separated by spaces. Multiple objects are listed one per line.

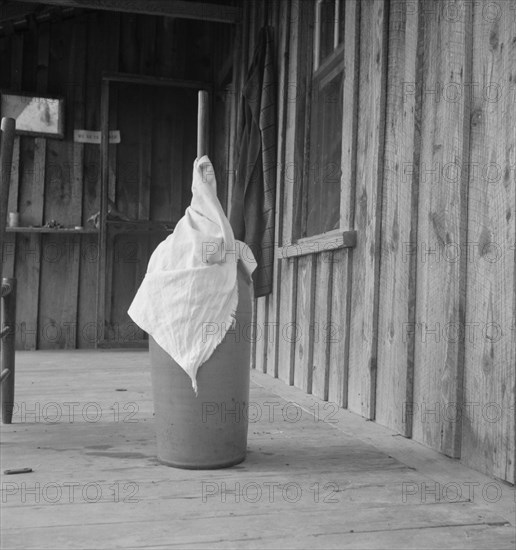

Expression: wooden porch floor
xmin=0 ymin=351 xmax=514 ymax=549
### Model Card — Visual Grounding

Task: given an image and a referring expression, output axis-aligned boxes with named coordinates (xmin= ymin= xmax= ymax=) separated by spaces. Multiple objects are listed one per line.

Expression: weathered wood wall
xmin=1 ymin=10 xmax=232 ymax=350
xmin=244 ymin=0 xmax=515 ymax=484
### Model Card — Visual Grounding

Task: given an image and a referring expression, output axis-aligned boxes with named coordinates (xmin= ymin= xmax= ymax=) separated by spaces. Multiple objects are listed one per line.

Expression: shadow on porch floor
xmin=0 ymin=351 xmax=514 ymax=549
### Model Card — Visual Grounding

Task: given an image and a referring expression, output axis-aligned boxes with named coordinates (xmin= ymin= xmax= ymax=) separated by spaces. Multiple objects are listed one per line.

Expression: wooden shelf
xmin=5 ymin=226 xmax=98 ymax=234
xmin=96 ymin=339 xmax=148 ymax=349
xmin=278 ymin=230 xmax=357 ymax=259
xmin=5 ymin=221 xmax=176 ymax=235
xmin=105 ymin=220 xmax=175 ymax=233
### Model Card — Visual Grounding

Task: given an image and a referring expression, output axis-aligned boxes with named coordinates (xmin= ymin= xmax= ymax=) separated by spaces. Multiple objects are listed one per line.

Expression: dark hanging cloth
xmin=230 ymin=26 xmax=276 ymax=298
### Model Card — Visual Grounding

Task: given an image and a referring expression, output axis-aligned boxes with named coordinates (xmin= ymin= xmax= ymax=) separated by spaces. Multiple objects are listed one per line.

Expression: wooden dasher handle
xmin=197 ymin=90 xmax=209 ymax=158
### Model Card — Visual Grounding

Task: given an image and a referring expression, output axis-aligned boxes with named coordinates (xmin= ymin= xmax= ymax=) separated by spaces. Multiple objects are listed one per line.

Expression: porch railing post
xmin=1 ymin=117 xmax=16 ymax=285
xmin=1 ymin=278 xmax=16 ymax=424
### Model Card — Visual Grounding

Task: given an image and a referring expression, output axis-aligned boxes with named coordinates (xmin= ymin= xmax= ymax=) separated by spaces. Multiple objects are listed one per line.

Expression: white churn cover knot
xmin=128 ymin=156 xmax=256 ymax=394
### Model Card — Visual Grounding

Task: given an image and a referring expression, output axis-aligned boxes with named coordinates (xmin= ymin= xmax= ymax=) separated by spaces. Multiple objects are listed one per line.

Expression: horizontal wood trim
xmin=96 ymin=339 xmax=147 ymax=349
xmin=102 ymin=72 xmax=211 ymax=90
xmin=6 ymin=227 xmax=97 ymax=234
xmin=12 ymin=0 xmax=241 ymax=24
xmin=4 ymin=222 xmax=173 ymax=235
xmin=279 ymin=230 xmax=357 ymax=259
xmin=105 ymin=220 xmax=175 ymax=233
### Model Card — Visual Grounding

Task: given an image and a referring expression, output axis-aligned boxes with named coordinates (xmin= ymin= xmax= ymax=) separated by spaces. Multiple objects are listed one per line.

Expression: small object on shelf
xmin=7 ymin=212 xmax=19 ymax=227
xmin=44 ymin=219 xmax=63 ymax=229
xmin=87 ymin=199 xmax=131 ymax=229
xmin=75 ymin=225 xmax=83 ymax=230
xmin=87 ymin=212 xmax=100 ymax=229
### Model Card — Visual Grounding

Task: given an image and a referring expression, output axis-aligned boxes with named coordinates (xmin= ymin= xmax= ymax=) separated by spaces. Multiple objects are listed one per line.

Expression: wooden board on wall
xmin=110 ymin=78 xmax=142 ymax=344
xmin=38 ymin=17 xmax=86 ymax=350
xmin=412 ymin=0 xmax=472 ymax=459
xmin=2 ymin=32 xmax=22 ymax=280
xmin=254 ymin=297 xmax=268 ymax=373
xmin=68 ymin=19 xmax=88 ymax=349
xmin=375 ymin=0 xmax=421 ymax=435
xmin=327 ymin=248 xmax=350 ymax=407
xmin=103 ymin=12 xmax=121 ymax=336
xmin=78 ymin=12 xmax=104 ymax=348
xmin=14 ymin=23 xmax=49 ymax=350
xmin=461 ymin=0 xmax=515 ymax=484
xmin=329 ymin=0 xmax=360 ymax=409
xmin=293 ymin=254 xmax=315 ymax=393
xmin=135 ymin=39 xmax=154 ymax=337
xmin=277 ymin=257 xmax=297 ymax=385
xmin=265 ymin=0 xmax=290 ymax=379
xmin=347 ymin=0 xmax=388 ymax=419
xmin=311 ymin=252 xmax=332 ymax=401
xmin=276 ymin=0 xmax=301 ymax=386
xmin=339 ymin=0 xmax=359 ymax=232
xmin=246 ymin=0 xmax=267 ymax=373
xmin=84 ymin=11 xmax=121 ymax=346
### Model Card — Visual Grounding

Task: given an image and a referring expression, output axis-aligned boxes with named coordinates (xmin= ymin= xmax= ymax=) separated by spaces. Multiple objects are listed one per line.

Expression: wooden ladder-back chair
xmin=1 ymin=117 xmax=17 ymax=424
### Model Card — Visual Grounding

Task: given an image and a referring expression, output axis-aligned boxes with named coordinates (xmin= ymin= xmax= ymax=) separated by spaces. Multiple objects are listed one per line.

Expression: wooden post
xmin=197 ymin=90 xmax=209 ymax=158
xmin=0 ymin=118 xmax=16 ymax=285
xmin=95 ymin=80 xmax=110 ymax=347
xmin=1 ymin=278 xmax=16 ymax=424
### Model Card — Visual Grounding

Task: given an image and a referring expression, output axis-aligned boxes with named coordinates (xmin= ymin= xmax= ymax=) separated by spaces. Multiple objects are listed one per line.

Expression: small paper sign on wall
xmin=74 ymin=129 xmax=121 ymax=144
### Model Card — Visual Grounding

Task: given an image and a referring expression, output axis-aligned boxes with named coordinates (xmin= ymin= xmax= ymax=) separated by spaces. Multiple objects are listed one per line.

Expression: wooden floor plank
xmin=1 ymin=512 xmax=513 ymax=550
xmin=0 ymin=351 xmax=513 ymax=550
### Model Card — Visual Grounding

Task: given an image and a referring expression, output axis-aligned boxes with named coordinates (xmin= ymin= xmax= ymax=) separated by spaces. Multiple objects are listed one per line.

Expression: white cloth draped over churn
xmin=128 ymin=156 xmax=256 ymax=393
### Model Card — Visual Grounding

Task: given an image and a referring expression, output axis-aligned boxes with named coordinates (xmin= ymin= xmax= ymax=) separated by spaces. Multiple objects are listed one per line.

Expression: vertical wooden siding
xmin=376 ymin=0 xmax=421 ymax=437
xmin=462 ymin=0 xmax=515 ymax=482
xmin=38 ymin=16 xmax=88 ymax=351
xmin=346 ymin=0 xmax=388 ymax=418
xmin=247 ymin=0 xmax=515 ymax=484
xmin=412 ymin=0 xmax=472 ymax=459
xmin=15 ymin=21 xmax=49 ymax=351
